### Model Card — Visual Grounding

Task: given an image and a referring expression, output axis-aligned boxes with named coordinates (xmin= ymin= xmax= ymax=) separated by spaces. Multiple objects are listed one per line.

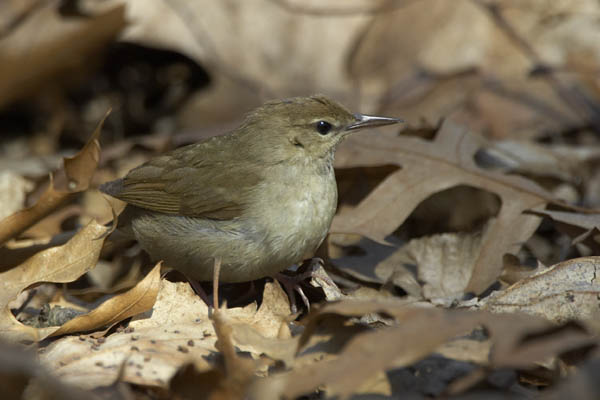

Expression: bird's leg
xmin=188 ymin=278 xmax=211 ymax=305
xmin=212 ymin=257 xmax=222 ymax=310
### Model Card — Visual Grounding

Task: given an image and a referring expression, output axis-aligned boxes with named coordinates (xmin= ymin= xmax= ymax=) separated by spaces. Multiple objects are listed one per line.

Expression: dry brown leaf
xmin=255 ymin=299 xmax=590 ymax=399
xmin=308 ymin=310 xmax=475 ymax=399
xmin=255 ymin=307 xmax=477 ymax=400
xmin=0 ymin=112 xmax=107 ymax=246
xmin=405 ymin=231 xmax=485 ymax=305
xmin=528 ymin=209 xmax=600 ymax=256
xmin=224 ymin=281 xmax=293 ymax=339
xmin=531 ymin=209 xmax=600 ymax=232
xmin=0 ymin=233 xmax=85 ymax=273
xmin=229 ymin=324 xmax=297 ymax=367
xmin=0 ymin=3 xmax=126 ymax=108
xmin=480 ymin=257 xmax=600 ymax=325
xmin=328 ymin=234 xmax=423 ymax=298
xmin=309 ymin=262 xmax=344 ymax=302
xmin=40 ymin=280 xmax=291 ymax=390
xmin=49 ymin=263 xmax=161 ymax=337
xmin=0 ymin=220 xmax=108 ymax=342
xmin=482 ymin=140 xmax=600 ymax=183
xmin=332 ymin=120 xmax=551 ymax=294
xmin=328 ymin=234 xmax=398 ymax=284
xmin=329 ymin=230 xmax=486 ymax=305
xmin=41 ymin=280 xmax=215 ymax=389
xmin=227 ymin=281 xmax=297 ymax=366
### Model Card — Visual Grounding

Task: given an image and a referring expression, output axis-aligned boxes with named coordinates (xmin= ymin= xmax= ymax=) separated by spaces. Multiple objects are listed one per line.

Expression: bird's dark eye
xmin=315 ymin=120 xmax=332 ymax=135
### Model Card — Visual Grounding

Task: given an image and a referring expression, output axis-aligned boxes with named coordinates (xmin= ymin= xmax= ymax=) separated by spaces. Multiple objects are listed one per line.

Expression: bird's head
xmin=237 ymin=95 xmax=402 ymax=162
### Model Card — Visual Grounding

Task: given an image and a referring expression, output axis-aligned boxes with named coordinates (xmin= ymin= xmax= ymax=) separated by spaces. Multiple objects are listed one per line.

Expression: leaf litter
xmin=2 ymin=1 xmax=600 ymax=399
xmin=332 ymin=119 xmax=554 ymax=294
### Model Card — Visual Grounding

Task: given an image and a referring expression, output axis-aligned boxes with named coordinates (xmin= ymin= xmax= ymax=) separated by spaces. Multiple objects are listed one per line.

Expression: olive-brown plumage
xmin=100 ymin=95 xmax=401 ymax=282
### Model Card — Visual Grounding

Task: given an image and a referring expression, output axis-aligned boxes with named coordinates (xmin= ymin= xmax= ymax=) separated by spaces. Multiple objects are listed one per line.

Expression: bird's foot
xmin=276 ymin=258 xmax=326 ymax=313
xmin=276 ymin=272 xmax=309 ymax=314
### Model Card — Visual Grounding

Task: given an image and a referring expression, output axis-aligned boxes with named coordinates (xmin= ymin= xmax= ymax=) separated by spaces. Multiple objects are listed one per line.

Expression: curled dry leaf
xmin=49 ymin=262 xmax=161 ymax=337
xmin=0 ymin=112 xmax=107 ymax=246
xmin=309 ymin=262 xmax=344 ymax=302
xmin=404 ymin=231 xmax=484 ymax=305
xmin=332 ymin=120 xmax=552 ymax=294
xmin=0 ymin=220 xmax=108 ymax=342
xmin=480 ymin=257 xmax=600 ymax=325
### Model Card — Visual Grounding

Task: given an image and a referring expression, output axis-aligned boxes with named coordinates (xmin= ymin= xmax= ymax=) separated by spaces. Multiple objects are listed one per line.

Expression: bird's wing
xmin=100 ymin=142 xmax=261 ymax=220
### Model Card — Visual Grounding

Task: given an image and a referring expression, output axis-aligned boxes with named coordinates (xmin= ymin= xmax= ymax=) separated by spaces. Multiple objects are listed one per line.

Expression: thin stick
xmin=212 ymin=257 xmax=222 ymax=311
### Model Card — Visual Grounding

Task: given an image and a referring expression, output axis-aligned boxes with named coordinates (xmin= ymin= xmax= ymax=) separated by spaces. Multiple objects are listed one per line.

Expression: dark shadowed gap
xmin=393 ymin=185 xmax=502 ymax=241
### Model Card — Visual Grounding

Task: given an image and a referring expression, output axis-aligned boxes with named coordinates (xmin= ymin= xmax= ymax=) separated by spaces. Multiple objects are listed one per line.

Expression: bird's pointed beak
xmin=345 ymin=113 xmax=403 ymax=131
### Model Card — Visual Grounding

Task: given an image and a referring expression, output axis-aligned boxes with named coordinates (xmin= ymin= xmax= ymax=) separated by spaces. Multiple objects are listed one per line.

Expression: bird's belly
xmin=129 ymin=170 xmax=337 ymax=282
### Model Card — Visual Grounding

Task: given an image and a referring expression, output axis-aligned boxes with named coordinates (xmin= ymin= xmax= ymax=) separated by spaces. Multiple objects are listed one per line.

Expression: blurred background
xmin=4 ymin=1 xmax=600 ymax=146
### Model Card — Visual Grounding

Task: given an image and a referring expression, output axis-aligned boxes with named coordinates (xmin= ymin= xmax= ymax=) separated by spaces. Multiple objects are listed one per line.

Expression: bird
xmin=100 ymin=95 xmax=402 ymax=288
